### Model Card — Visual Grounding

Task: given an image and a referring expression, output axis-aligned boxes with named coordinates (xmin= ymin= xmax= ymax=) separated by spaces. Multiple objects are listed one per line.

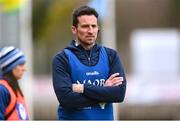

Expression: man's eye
xmin=92 ymin=25 xmax=97 ymax=28
xmin=82 ymin=25 xmax=89 ymax=28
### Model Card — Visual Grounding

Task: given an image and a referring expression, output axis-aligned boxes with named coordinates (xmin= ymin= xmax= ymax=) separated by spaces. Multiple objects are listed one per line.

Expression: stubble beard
xmin=79 ymin=38 xmax=96 ymax=50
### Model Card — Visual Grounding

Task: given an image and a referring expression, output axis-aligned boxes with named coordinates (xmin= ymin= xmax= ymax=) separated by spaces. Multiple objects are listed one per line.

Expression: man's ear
xmin=72 ymin=26 xmax=77 ymax=34
xmin=98 ymin=26 xmax=100 ymax=34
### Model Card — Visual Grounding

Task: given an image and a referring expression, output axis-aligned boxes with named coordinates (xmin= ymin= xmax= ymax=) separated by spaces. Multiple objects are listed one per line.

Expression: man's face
xmin=72 ymin=15 xmax=99 ymax=48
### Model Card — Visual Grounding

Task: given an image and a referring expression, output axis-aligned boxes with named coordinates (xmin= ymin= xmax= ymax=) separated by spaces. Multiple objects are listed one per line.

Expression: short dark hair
xmin=72 ymin=6 xmax=99 ymax=27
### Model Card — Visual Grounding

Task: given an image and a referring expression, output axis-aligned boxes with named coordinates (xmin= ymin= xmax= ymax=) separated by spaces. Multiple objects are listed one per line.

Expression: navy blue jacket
xmin=52 ymin=40 xmax=126 ymax=108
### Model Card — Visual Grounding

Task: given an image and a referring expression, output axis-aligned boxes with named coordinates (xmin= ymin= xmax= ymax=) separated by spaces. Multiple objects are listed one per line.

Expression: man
xmin=52 ymin=6 xmax=126 ymax=120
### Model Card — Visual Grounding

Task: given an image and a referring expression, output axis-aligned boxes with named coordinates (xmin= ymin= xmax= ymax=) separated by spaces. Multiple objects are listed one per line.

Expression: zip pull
xmin=88 ymin=57 xmax=91 ymax=65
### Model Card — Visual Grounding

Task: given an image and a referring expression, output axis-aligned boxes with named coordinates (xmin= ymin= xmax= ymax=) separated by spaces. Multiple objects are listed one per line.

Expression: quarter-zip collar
xmin=65 ymin=40 xmax=102 ymax=66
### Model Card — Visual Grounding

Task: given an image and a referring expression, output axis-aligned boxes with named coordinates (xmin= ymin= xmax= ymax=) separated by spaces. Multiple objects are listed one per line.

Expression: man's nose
xmin=87 ymin=27 xmax=93 ymax=33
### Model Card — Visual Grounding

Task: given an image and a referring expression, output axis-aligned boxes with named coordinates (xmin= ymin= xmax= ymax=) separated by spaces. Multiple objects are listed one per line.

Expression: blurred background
xmin=0 ymin=0 xmax=180 ymax=120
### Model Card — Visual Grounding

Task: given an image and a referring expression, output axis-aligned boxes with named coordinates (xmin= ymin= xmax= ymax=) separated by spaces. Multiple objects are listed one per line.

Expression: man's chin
xmin=87 ymin=39 xmax=95 ymax=43
xmin=87 ymin=41 xmax=95 ymax=45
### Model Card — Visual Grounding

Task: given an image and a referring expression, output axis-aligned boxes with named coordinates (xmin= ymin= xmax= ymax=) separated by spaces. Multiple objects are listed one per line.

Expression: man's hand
xmin=72 ymin=84 xmax=84 ymax=93
xmin=104 ymin=73 xmax=123 ymax=87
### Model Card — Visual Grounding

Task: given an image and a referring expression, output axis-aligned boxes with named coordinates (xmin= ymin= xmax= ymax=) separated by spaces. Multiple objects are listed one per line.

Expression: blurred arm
xmin=0 ymin=85 xmax=10 ymax=120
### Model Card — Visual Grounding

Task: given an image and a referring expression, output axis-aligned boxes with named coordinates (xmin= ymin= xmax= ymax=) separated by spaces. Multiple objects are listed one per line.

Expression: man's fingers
xmin=110 ymin=77 xmax=124 ymax=86
xmin=114 ymin=81 xmax=122 ymax=86
xmin=109 ymin=73 xmax=119 ymax=80
xmin=119 ymin=77 xmax=124 ymax=81
xmin=111 ymin=77 xmax=124 ymax=83
xmin=105 ymin=73 xmax=124 ymax=86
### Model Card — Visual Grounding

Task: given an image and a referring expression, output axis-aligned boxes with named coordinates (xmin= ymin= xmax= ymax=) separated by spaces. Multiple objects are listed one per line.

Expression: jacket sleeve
xmin=52 ymin=51 xmax=98 ymax=108
xmin=83 ymin=49 xmax=126 ymax=102
xmin=0 ymin=85 xmax=10 ymax=120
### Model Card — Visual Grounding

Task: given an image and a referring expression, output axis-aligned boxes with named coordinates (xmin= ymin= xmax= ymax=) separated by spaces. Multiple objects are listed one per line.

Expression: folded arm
xmin=72 ymin=73 xmax=126 ymax=102
xmin=72 ymin=50 xmax=127 ymax=102
xmin=52 ymin=53 xmax=98 ymax=108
